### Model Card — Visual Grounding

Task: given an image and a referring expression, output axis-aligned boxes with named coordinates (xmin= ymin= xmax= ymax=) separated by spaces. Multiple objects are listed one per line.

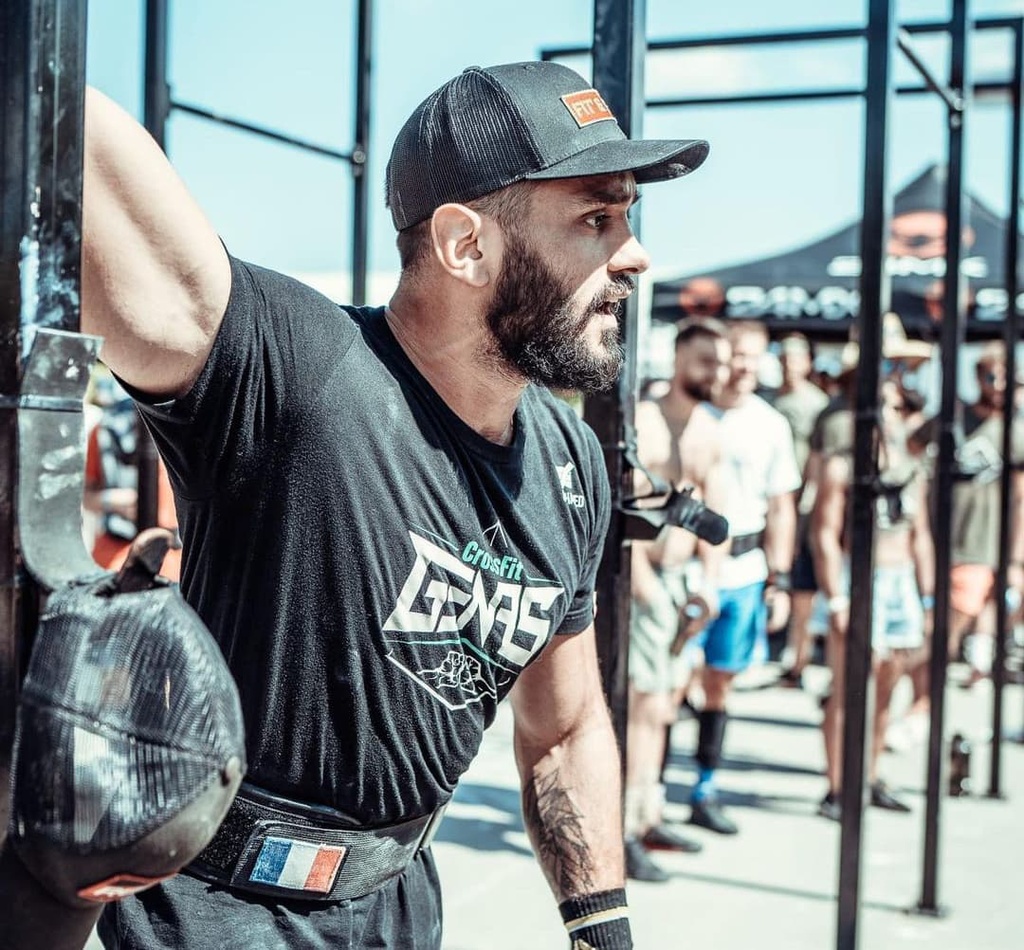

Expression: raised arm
xmin=82 ymin=87 xmax=231 ymax=397
xmin=811 ymin=454 xmax=850 ymax=631
xmin=509 ymin=627 xmax=628 ymax=943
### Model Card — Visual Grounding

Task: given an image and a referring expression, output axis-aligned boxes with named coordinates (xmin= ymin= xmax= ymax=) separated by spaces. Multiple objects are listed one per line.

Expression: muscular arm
xmin=811 ymin=456 xmax=849 ymax=602
xmin=910 ymin=476 xmax=935 ymax=600
xmin=509 ymin=627 xmax=623 ymax=901
xmin=798 ymin=448 xmax=823 ymax=516
xmin=694 ymin=441 xmax=728 ymax=608
xmin=82 ymin=87 xmax=231 ymax=397
xmin=630 ymin=541 xmax=662 ymax=607
xmin=1010 ymin=471 xmax=1024 ymax=566
xmin=765 ymin=491 xmax=797 ymax=575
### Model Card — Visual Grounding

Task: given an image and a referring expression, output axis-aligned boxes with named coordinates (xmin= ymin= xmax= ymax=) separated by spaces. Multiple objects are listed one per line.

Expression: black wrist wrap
xmin=558 ymin=888 xmax=632 ymax=949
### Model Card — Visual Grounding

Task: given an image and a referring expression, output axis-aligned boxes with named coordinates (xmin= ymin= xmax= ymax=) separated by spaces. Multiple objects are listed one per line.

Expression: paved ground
xmin=433 ymin=661 xmax=1024 ymax=950
xmin=84 ymin=659 xmax=1023 ymax=949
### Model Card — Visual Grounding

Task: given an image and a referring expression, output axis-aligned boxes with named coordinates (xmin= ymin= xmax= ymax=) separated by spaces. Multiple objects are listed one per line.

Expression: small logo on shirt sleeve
xmin=557 ymin=462 xmax=586 ymax=509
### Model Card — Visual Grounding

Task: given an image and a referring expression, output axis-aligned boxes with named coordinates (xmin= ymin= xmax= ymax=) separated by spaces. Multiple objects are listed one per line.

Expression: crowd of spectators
xmin=80 ymin=322 xmax=1023 ymax=887
xmin=625 ymin=316 xmax=1024 ymax=881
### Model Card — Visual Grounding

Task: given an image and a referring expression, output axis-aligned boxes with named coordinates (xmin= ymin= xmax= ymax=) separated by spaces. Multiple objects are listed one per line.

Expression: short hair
xmin=674 ymin=316 xmax=729 ymax=349
xmin=976 ymin=341 xmax=1006 ymax=371
xmin=395 ymin=180 xmax=537 ymax=273
xmin=726 ymin=319 xmax=769 ymax=344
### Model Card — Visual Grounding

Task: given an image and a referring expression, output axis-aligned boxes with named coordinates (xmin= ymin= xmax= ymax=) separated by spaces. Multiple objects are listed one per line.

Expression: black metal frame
xmin=992 ymin=20 xmax=1024 ymax=773
xmin=837 ymin=7 xmax=894 ymax=945
xmin=917 ymin=0 xmax=971 ymax=918
xmin=143 ymin=0 xmax=373 ymax=302
xmin=131 ymin=0 xmax=374 ymax=530
xmin=546 ymin=6 xmax=1024 ymax=949
xmin=2 ymin=2 xmax=1018 ymax=943
xmin=0 ymin=0 xmax=89 ymax=834
xmin=587 ymin=0 xmax=647 ymax=780
xmin=545 ymin=17 xmax=1021 ymax=106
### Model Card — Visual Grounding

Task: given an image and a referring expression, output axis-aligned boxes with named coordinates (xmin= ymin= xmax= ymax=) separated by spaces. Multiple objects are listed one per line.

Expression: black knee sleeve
xmin=696 ymin=709 xmax=728 ymax=771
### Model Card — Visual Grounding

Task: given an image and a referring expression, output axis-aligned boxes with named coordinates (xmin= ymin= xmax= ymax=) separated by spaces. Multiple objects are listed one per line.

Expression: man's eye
xmin=586 ymin=212 xmax=609 ymax=229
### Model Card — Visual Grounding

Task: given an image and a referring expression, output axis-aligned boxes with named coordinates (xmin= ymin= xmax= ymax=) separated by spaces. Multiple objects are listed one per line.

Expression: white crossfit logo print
xmin=557 ymin=462 xmax=585 ymax=509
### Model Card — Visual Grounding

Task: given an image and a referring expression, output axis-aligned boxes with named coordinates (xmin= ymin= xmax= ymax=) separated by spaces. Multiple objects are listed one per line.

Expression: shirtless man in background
xmin=625 ymin=318 xmax=730 ymax=881
xmin=812 ymin=394 xmax=935 ymax=820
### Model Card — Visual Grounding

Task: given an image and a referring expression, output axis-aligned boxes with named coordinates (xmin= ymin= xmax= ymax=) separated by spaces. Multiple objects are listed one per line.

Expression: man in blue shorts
xmin=687 ymin=321 xmax=801 ymax=835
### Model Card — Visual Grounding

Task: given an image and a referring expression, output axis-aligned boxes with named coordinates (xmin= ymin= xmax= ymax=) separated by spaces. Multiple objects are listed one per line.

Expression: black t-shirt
xmin=133 ymin=256 xmax=610 ymax=825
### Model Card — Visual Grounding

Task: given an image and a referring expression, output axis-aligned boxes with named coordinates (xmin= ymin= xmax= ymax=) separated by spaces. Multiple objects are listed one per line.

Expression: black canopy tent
xmin=651 ymin=163 xmax=1021 ymax=341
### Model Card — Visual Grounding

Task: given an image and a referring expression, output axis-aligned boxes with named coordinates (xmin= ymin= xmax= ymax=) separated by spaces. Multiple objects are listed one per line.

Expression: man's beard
xmin=979 ymin=389 xmax=1004 ymax=411
xmin=681 ymin=378 xmax=713 ymax=402
xmin=484 ymin=230 xmax=628 ymax=393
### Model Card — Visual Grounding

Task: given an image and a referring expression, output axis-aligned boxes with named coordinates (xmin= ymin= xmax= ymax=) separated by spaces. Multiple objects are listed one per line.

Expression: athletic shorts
xmin=791 ymin=538 xmax=818 ymax=593
xmin=950 ymin=564 xmax=995 ymax=619
xmin=870 ymin=565 xmax=925 ymax=657
xmin=629 ymin=567 xmax=694 ymax=693
xmin=97 ymin=848 xmax=443 ymax=950
xmin=692 ymin=582 xmax=767 ymax=674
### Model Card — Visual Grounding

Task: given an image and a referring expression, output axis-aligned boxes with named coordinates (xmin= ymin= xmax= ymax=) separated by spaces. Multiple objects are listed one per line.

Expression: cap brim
xmin=525 ymin=137 xmax=709 ymax=184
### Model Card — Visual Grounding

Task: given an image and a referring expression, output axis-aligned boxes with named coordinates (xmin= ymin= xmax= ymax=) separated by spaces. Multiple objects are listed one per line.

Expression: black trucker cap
xmin=386 ymin=61 xmax=710 ymax=231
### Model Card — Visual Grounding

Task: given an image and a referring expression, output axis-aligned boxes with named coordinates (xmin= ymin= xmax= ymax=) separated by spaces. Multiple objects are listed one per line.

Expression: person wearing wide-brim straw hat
xmin=835 ymin=311 xmax=933 ymax=380
xmin=809 ymin=348 xmax=936 ymax=819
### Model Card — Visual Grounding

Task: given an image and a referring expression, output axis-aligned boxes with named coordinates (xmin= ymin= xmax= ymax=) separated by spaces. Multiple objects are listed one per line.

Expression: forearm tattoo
xmin=522 ymin=767 xmax=596 ymax=897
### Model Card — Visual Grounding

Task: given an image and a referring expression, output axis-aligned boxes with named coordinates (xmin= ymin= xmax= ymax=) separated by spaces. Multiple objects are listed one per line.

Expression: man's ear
xmin=430 ymin=204 xmax=498 ymax=288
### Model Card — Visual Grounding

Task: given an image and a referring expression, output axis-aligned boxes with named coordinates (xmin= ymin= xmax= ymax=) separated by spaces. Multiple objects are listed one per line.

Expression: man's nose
xmin=610 ymin=234 xmax=650 ymax=276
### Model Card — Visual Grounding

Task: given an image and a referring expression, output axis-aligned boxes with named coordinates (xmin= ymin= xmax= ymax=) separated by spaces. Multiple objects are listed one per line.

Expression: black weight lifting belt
xmin=729 ymin=531 xmax=765 ymax=558
xmin=187 ymin=783 xmax=447 ymax=903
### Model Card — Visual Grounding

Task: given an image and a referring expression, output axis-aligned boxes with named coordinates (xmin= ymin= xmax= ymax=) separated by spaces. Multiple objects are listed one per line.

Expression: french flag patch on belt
xmin=248 ymin=836 xmax=347 ymax=894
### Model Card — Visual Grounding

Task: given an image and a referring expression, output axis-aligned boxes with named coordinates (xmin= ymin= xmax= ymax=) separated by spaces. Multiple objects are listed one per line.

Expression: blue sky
xmin=85 ymin=0 xmax=1024 ymax=300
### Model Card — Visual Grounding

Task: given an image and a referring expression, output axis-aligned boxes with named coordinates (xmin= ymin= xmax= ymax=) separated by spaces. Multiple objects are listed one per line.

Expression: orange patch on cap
xmin=78 ymin=871 xmax=177 ymax=903
xmin=561 ymin=90 xmax=614 ymax=128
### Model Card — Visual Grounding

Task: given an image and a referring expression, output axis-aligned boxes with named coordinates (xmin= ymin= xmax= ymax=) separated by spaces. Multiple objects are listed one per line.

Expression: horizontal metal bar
xmin=648 ymin=79 xmax=1011 ymax=109
xmin=171 ymin=101 xmax=354 ymax=162
xmin=897 ymin=29 xmax=962 ymax=113
xmin=0 ymin=395 xmax=85 ymax=411
xmin=904 ymin=16 xmax=1022 ymax=35
xmin=541 ymin=15 xmax=1019 ymax=60
xmin=649 ymin=87 xmax=864 ymax=108
xmin=544 ymin=24 xmax=861 ymax=57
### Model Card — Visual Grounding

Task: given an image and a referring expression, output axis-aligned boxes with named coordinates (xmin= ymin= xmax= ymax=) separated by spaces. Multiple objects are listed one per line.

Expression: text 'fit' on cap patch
xmin=560 ymin=90 xmax=615 ymax=128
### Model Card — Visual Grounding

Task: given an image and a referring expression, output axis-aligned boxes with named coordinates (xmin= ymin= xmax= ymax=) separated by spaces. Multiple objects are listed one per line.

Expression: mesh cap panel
xmin=10 ymin=577 xmax=245 ymax=852
xmin=386 ymin=61 xmax=709 ymax=230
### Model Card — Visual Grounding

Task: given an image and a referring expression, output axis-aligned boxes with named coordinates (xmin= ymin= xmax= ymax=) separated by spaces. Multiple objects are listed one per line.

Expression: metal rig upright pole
xmin=991 ymin=18 xmax=1023 ymax=777
xmin=138 ymin=0 xmax=170 ymax=532
xmin=589 ymin=0 xmax=646 ymax=772
xmin=0 ymin=0 xmax=89 ymax=834
xmin=836 ymin=4 xmax=893 ymax=949
xmin=918 ymin=0 xmax=970 ymax=916
xmin=351 ymin=0 xmax=372 ymax=305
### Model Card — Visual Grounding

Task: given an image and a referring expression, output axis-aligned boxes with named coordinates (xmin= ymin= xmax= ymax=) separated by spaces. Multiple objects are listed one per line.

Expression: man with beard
xmin=685 ymin=321 xmax=802 ymax=835
xmin=78 ymin=62 xmax=708 ymax=950
xmin=624 ymin=318 xmax=730 ymax=881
